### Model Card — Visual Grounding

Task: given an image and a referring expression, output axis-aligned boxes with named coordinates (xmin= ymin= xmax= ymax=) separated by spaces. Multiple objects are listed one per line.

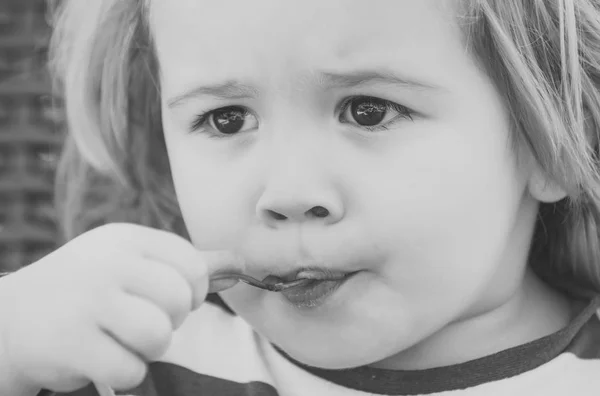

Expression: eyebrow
xmin=318 ymin=69 xmax=443 ymax=92
xmin=167 ymin=69 xmax=443 ymax=109
xmin=167 ymin=81 xmax=259 ymax=108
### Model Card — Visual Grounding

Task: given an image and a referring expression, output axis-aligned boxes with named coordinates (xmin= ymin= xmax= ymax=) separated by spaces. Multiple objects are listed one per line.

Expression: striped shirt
xmin=53 ymin=295 xmax=600 ymax=396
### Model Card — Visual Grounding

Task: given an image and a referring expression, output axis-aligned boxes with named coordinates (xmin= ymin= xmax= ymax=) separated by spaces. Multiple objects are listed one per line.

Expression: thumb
xmin=193 ymin=250 xmax=245 ymax=309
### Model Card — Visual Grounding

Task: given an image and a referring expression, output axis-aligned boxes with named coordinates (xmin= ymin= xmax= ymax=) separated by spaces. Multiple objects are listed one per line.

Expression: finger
xmin=79 ymin=331 xmax=147 ymax=392
xmin=96 ymin=293 xmax=173 ymax=362
xmin=155 ymin=249 xmax=244 ymax=309
xmin=121 ymin=258 xmax=193 ymax=328
xmin=208 ymin=276 xmax=241 ymax=294
xmin=200 ymin=250 xmax=246 ymax=275
xmin=103 ymin=224 xmax=209 ymax=283
xmin=116 ymin=224 xmax=245 ymax=296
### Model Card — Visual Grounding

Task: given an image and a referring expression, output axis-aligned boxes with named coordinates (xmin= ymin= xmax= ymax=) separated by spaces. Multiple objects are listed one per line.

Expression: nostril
xmin=310 ymin=206 xmax=330 ymax=218
xmin=267 ymin=209 xmax=287 ymax=220
xmin=262 ymin=206 xmax=330 ymax=221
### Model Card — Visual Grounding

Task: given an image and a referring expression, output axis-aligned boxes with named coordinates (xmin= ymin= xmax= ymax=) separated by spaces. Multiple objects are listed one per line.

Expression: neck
xmin=371 ymin=269 xmax=573 ymax=370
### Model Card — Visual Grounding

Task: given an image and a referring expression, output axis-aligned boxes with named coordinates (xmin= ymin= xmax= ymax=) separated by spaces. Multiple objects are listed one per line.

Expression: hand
xmin=0 ymin=223 xmax=242 ymax=394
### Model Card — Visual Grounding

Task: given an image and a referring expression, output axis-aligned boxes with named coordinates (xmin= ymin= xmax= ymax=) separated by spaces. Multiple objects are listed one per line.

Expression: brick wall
xmin=0 ymin=0 xmax=63 ymax=272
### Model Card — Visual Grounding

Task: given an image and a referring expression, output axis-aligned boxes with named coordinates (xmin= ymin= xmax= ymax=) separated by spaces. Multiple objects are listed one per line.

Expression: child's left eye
xmin=339 ymin=96 xmax=414 ymax=131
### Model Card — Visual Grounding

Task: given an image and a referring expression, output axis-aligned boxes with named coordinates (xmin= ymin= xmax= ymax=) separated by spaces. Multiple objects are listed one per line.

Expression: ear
xmin=527 ymin=163 xmax=568 ymax=203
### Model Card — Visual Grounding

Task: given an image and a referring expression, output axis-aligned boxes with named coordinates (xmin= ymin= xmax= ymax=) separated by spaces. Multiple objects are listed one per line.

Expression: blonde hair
xmin=48 ymin=0 xmax=600 ymax=297
xmin=49 ymin=0 xmax=183 ymax=238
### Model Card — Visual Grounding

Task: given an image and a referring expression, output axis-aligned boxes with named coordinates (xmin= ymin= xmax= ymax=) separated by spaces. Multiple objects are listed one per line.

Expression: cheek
xmin=358 ymin=123 xmax=525 ymax=303
xmin=162 ymin=127 xmax=250 ymax=248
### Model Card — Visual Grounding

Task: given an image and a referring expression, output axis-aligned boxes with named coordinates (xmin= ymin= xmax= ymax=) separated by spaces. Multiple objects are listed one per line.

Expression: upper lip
xmin=241 ymin=250 xmax=381 ymax=282
xmin=238 ymin=235 xmax=385 ymax=281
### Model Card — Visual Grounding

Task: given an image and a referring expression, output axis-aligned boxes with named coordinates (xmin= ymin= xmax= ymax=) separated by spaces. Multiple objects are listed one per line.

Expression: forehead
xmin=148 ymin=0 xmax=465 ymax=94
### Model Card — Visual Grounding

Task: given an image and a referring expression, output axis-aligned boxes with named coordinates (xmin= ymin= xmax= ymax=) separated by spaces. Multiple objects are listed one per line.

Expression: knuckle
xmin=145 ymin=333 xmax=173 ymax=361
xmin=151 ymin=267 xmax=193 ymax=313
xmin=146 ymin=307 xmax=173 ymax=341
xmin=169 ymin=275 xmax=194 ymax=309
xmin=135 ymin=306 xmax=174 ymax=359
xmin=108 ymin=358 xmax=148 ymax=391
xmin=85 ymin=338 xmax=147 ymax=391
xmin=146 ymin=270 xmax=192 ymax=330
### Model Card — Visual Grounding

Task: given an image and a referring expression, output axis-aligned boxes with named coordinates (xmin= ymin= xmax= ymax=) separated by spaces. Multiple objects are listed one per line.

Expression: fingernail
xmin=208 ymin=277 xmax=240 ymax=294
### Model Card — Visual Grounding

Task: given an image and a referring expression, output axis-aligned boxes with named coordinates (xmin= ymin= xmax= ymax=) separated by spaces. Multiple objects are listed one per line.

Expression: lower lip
xmin=280 ymin=274 xmax=354 ymax=309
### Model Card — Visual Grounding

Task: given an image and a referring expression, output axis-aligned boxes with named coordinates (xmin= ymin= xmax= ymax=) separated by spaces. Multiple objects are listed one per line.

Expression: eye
xmin=190 ymin=105 xmax=258 ymax=136
xmin=339 ymin=96 xmax=414 ymax=131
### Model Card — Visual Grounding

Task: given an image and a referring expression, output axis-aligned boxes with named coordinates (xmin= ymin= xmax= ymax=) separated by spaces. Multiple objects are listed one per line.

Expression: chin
xmin=276 ymin=339 xmax=385 ymax=370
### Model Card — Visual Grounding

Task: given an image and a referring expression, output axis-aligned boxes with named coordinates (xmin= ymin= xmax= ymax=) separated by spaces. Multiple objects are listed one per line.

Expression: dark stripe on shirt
xmin=40 ymin=296 xmax=600 ymax=396
xmin=274 ymin=295 xmax=600 ymax=395
xmin=54 ymin=362 xmax=279 ymax=396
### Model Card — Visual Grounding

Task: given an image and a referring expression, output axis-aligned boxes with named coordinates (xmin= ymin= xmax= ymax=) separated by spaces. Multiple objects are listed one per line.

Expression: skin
xmin=149 ymin=0 xmax=573 ymax=370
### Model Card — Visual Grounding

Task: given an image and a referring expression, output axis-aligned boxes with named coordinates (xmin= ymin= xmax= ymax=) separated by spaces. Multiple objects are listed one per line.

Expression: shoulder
xmin=562 ymin=307 xmax=600 ymax=359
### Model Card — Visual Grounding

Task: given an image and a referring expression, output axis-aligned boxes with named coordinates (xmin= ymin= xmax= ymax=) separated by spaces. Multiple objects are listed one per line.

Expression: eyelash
xmin=189 ymin=96 xmax=415 ymax=136
xmin=189 ymin=107 xmax=251 ymax=136
xmin=338 ymin=96 xmax=414 ymax=132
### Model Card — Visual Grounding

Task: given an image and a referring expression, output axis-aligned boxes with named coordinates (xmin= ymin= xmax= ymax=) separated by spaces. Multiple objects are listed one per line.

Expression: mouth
xmin=210 ymin=257 xmax=363 ymax=306
xmin=260 ymin=266 xmax=354 ymax=291
xmin=209 ymin=267 xmax=356 ymax=293
xmin=281 ymin=271 xmax=359 ymax=309
xmin=270 ymin=268 xmax=359 ymax=309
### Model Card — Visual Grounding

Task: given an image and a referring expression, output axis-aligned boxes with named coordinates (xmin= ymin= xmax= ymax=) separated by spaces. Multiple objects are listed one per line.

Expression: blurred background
xmin=0 ymin=0 xmax=63 ymax=273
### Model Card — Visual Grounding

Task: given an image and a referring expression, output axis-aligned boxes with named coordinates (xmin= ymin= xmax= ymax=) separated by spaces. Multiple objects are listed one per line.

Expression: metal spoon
xmin=210 ymin=272 xmax=316 ymax=292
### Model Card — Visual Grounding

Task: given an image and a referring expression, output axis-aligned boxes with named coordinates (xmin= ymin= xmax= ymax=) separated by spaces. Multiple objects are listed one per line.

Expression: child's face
xmin=151 ymin=0 xmax=540 ymax=368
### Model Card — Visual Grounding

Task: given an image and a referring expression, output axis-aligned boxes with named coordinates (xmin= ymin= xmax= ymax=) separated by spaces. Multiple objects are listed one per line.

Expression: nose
xmin=254 ymin=119 xmax=346 ymax=227
xmin=258 ymin=198 xmax=340 ymax=226
xmin=256 ymin=171 xmax=344 ymax=227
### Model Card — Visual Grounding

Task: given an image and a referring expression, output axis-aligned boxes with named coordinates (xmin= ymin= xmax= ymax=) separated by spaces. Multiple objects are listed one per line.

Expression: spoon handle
xmin=211 ymin=272 xmax=273 ymax=289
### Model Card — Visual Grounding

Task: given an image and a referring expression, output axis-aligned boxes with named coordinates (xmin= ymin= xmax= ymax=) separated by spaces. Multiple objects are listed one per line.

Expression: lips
xmin=279 ymin=271 xmax=357 ymax=308
xmin=222 ymin=249 xmax=377 ymax=305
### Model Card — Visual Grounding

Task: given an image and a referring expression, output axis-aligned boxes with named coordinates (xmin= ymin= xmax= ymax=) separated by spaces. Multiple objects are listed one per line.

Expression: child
xmin=1 ymin=0 xmax=600 ymax=394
